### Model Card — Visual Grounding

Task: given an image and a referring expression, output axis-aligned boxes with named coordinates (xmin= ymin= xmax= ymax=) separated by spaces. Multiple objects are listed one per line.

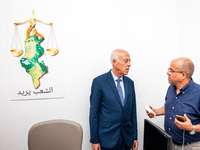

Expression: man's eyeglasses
xmin=167 ymin=68 xmax=183 ymax=74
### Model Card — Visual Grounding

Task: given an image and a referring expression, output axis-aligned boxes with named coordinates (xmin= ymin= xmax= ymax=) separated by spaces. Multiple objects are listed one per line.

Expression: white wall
xmin=0 ymin=0 xmax=200 ymax=150
xmin=177 ymin=0 xmax=200 ymax=82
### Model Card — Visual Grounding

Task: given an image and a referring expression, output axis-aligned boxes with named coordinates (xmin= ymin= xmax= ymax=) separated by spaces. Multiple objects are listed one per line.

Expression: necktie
xmin=116 ymin=79 xmax=125 ymax=107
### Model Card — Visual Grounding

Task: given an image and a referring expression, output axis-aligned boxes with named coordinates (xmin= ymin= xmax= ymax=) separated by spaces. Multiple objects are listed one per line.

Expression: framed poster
xmin=6 ymin=2 xmax=65 ymax=100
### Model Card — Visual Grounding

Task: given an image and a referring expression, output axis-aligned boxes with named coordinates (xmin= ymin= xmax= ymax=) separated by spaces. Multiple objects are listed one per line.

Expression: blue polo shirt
xmin=164 ymin=79 xmax=200 ymax=143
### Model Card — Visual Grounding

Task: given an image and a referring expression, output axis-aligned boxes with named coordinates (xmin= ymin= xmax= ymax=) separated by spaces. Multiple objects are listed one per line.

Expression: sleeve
xmin=131 ymin=81 xmax=138 ymax=140
xmin=89 ymin=78 xmax=102 ymax=143
xmin=164 ymin=85 xmax=171 ymax=106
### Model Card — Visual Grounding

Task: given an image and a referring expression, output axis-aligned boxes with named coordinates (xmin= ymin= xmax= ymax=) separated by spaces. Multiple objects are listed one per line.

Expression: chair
xmin=28 ymin=119 xmax=83 ymax=150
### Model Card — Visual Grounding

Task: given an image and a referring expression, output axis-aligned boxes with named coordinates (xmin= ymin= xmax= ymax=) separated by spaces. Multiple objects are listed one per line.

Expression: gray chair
xmin=28 ymin=119 xmax=83 ymax=150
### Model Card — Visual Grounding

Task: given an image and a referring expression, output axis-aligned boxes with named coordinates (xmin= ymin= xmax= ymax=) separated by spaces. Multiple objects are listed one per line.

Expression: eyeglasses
xmin=167 ymin=68 xmax=183 ymax=74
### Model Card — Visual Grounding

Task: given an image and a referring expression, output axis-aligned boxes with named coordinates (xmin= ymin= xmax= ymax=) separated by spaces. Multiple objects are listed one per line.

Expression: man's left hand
xmin=132 ymin=140 xmax=138 ymax=150
xmin=174 ymin=114 xmax=193 ymax=131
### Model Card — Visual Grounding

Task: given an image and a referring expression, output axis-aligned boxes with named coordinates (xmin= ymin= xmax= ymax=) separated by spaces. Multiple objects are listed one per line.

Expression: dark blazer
xmin=89 ymin=70 xmax=137 ymax=148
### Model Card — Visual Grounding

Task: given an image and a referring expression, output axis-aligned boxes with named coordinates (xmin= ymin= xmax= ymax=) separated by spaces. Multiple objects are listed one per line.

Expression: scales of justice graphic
xmin=10 ymin=10 xmax=59 ymax=89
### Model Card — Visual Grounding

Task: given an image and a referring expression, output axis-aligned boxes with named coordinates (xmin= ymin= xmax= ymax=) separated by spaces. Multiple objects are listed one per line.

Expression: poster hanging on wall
xmin=6 ymin=2 xmax=65 ymax=100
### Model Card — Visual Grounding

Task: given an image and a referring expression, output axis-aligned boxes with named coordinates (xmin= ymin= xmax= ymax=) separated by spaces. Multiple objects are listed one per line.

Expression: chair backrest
xmin=28 ymin=119 xmax=83 ymax=150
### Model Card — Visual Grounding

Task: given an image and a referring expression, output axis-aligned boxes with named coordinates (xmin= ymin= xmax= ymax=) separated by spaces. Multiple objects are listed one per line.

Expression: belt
xmin=173 ymin=141 xmax=191 ymax=145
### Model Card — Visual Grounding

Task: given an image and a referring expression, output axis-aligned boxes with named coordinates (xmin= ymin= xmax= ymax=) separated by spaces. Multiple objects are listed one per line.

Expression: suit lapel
xmin=106 ymin=71 xmax=123 ymax=107
xmin=123 ymin=76 xmax=129 ymax=107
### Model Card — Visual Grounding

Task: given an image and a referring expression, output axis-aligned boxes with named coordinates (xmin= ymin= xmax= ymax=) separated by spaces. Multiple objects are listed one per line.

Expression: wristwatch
xmin=189 ymin=125 xmax=195 ymax=135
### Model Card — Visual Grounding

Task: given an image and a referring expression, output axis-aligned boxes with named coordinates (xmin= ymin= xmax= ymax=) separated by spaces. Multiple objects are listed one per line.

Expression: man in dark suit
xmin=89 ymin=49 xmax=138 ymax=150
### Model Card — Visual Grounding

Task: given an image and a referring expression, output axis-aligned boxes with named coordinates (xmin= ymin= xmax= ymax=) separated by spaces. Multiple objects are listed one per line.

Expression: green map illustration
xmin=20 ymin=35 xmax=48 ymax=89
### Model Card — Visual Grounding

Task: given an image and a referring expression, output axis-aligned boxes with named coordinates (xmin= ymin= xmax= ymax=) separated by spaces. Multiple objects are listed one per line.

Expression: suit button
xmin=121 ymin=123 xmax=124 ymax=125
xmin=122 ymin=112 xmax=125 ymax=114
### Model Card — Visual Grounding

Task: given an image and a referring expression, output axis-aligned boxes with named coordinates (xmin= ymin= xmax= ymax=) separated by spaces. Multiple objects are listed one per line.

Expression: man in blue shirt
xmin=147 ymin=57 xmax=200 ymax=150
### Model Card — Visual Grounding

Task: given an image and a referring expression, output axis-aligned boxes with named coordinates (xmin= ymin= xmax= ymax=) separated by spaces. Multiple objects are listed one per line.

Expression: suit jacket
xmin=89 ymin=70 xmax=138 ymax=148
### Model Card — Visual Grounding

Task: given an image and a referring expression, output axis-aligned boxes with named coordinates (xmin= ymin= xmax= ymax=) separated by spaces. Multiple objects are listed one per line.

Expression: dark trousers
xmin=101 ymin=133 xmax=130 ymax=150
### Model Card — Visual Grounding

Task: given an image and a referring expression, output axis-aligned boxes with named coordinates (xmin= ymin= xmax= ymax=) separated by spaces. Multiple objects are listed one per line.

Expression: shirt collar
xmin=111 ymin=70 xmax=123 ymax=82
xmin=173 ymin=78 xmax=194 ymax=92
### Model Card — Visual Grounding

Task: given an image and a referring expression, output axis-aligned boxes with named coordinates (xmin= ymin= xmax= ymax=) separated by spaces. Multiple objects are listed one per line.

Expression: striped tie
xmin=116 ymin=79 xmax=125 ymax=107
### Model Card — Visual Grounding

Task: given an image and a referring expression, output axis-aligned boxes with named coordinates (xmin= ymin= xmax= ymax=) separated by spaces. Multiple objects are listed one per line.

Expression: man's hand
xmin=174 ymin=114 xmax=193 ymax=131
xmin=92 ymin=143 xmax=101 ymax=150
xmin=146 ymin=106 xmax=156 ymax=118
xmin=132 ymin=140 xmax=138 ymax=150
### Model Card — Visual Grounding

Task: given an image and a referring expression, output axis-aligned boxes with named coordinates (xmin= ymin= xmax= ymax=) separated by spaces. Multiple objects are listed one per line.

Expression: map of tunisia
xmin=20 ymin=35 xmax=48 ymax=89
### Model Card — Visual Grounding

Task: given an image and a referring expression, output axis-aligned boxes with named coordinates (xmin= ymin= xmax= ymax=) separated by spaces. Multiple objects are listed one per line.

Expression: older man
xmin=89 ymin=49 xmax=138 ymax=150
xmin=147 ymin=57 xmax=200 ymax=150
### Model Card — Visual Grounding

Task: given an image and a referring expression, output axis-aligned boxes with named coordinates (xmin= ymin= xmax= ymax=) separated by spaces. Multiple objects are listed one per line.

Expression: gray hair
xmin=110 ymin=50 xmax=119 ymax=65
xmin=178 ymin=58 xmax=194 ymax=78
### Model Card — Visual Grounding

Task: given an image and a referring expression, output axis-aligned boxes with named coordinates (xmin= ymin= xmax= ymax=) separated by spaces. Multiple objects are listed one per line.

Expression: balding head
xmin=171 ymin=57 xmax=194 ymax=78
xmin=110 ymin=49 xmax=131 ymax=78
xmin=110 ymin=49 xmax=129 ymax=65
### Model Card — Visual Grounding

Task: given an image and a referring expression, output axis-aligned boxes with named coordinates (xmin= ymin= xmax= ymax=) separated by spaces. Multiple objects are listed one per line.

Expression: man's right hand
xmin=146 ymin=106 xmax=165 ymax=118
xmin=146 ymin=105 xmax=156 ymax=118
xmin=92 ymin=143 xmax=101 ymax=150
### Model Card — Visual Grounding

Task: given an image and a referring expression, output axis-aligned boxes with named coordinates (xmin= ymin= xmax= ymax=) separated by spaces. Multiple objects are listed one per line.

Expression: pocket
xmin=99 ymin=122 xmax=110 ymax=128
